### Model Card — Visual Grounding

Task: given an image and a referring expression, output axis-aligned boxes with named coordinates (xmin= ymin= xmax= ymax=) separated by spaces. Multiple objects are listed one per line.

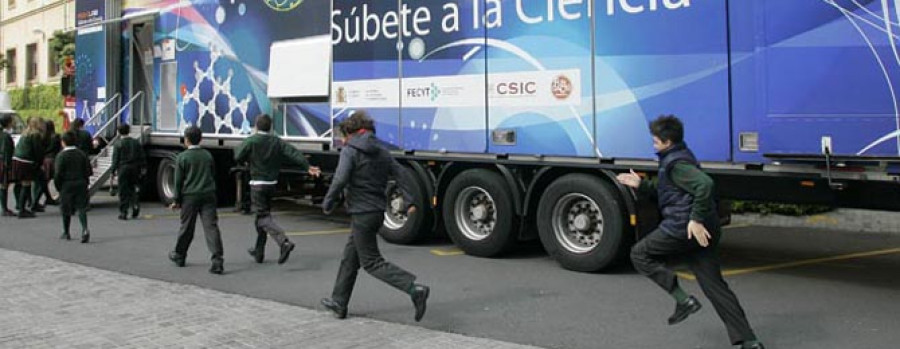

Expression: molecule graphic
xmin=180 ymin=46 xmax=253 ymax=134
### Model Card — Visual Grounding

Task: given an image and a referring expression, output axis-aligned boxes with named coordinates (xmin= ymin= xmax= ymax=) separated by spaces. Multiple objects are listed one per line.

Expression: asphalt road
xmin=1 ymin=195 xmax=899 ymax=349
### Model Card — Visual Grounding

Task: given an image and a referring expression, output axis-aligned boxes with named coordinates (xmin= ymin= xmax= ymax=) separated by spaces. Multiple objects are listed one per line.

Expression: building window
xmin=26 ymin=43 xmax=38 ymax=82
xmin=48 ymin=44 xmax=60 ymax=78
xmin=5 ymin=49 xmax=16 ymax=84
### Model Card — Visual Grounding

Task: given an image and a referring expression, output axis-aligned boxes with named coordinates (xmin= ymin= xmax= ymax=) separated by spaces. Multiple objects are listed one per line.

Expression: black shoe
xmin=209 ymin=261 xmax=224 ymax=275
xmin=168 ymin=251 xmax=185 ymax=267
xmin=80 ymin=230 xmax=90 ymax=244
xmin=60 ymin=232 xmax=71 ymax=240
xmin=247 ymin=247 xmax=264 ymax=263
xmin=411 ymin=284 xmax=430 ymax=322
xmin=278 ymin=241 xmax=295 ymax=264
xmin=32 ymin=205 xmax=45 ymax=213
xmin=668 ymin=296 xmax=702 ymax=325
xmin=1 ymin=209 xmax=14 ymax=217
xmin=320 ymin=298 xmax=348 ymax=319
xmin=132 ymin=208 xmax=140 ymax=219
xmin=18 ymin=210 xmax=35 ymax=219
xmin=118 ymin=214 xmax=128 ymax=220
xmin=45 ymin=199 xmax=59 ymax=206
xmin=742 ymin=342 xmax=765 ymax=349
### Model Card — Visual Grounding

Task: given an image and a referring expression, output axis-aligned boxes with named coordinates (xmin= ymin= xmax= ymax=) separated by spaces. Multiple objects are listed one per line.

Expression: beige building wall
xmin=1 ymin=0 xmax=75 ymax=90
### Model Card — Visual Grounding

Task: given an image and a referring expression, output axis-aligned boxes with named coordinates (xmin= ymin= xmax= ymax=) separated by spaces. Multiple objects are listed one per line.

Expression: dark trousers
xmin=59 ymin=182 xmax=88 ymax=234
xmin=250 ymin=184 xmax=289 ymax=250
xmin=331 ymin=212 xmax=416 ymax=306
xmin=174 ymin=195 xmax=224 ymax=262
xmin=118 ymin=166 xmax=140 ymax=215
xmin=631 ymin=228 xmax=756 ymax=345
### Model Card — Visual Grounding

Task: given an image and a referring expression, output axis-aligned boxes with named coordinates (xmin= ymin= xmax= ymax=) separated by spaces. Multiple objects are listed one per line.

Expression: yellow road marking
xmin=430 ymin=248 xmax=464 ymax=256
xmin=677 ymin=247 xmax=900 ymax=281
xmin=806 ymin=215 xmax=839 ymax=225
xmin=285 ymin=229 xmax=351 ymax=236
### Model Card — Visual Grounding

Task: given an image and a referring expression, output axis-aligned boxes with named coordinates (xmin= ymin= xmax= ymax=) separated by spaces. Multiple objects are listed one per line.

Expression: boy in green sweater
xmin=55 ymin=131 xmax=92 ymax=242
xmin=617 ymin=115 xmax=763 ymax=349
xmin=235 ymin=114 xmax=320 ymax=265
xmin=112 ymin=124 xmax=146 ymax=220
xmin=0 ymin=115 xmax=14 ymax=216
xmin=168 ymin=126 xmax=224 ymax=275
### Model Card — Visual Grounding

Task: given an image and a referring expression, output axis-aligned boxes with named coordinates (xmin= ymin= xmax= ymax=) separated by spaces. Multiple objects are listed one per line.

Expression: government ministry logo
xmin=265 ymin=0 xmax=304 ymax=11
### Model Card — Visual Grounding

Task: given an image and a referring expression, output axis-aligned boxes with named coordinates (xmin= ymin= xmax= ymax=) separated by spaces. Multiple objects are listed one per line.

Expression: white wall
xmin=1 ymin=0 xmax=75 ymax=90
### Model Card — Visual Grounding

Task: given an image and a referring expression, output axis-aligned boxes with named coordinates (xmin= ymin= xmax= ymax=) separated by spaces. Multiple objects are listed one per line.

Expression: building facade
xmin=1 ymin=0 xmax=75 ymax=90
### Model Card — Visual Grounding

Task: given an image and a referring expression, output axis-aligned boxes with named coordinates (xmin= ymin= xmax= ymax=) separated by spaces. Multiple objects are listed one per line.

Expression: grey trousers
xmin=630 ymin=228 xmax=756 ymax=345
xmin=174 ymin=195 xmax=224 ymax=262
xmin=250 ymin=184 xmax=289 ymax=250
xmin=331 ymin=212 xmax=416 ymax=306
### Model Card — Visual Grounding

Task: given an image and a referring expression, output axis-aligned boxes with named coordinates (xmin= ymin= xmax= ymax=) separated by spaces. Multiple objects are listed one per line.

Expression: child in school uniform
xmin=112 ymin=124 xmax=146 ymax=220
xmin=168 ymin=126 xmax=225 ymax=275
xmin=33 ymin=119 xmax=61 ymax=211
xmin=0 ymin=115 xmax=14 ymax=216
xmin=11 ymin=118 xmax=46 ymax=218
xmin=55 ymin=131 xmax=92 ymax=242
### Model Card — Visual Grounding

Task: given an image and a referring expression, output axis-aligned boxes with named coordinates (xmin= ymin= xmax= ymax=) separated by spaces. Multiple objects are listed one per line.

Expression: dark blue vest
xmin=656 ymin=143 xmax=712 ymax=237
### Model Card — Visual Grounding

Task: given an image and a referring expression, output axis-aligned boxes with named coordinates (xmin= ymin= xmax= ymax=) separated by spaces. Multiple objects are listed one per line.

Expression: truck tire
xmin=537 ymin=174 xmax=627 ymax=272
xmin=443 ymin=169 xmax=515 ymax=257
xmin=379 ymin=167 xmax=434 ymax=244
xmin=156 ymin=157 xmax=177 ymax=205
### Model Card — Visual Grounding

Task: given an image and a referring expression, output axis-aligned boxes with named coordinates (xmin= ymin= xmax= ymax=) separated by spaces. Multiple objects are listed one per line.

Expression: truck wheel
xmin=443 ymin=169 xmax=515 ymax=257
xmin=380 ymin=167 xmax=434 ymax=244
xmin=156 ymin=157 xmax=177 ymax=205
xmin=537 ymin=174 xmax=627 ymax=272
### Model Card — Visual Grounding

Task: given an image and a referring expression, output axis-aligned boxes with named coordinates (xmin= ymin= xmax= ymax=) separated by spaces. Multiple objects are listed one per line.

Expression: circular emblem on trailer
xmin=551 ymin=75 xmax=573 ymax=100
xmin=265 ymin=0 xmax=305 ymax=12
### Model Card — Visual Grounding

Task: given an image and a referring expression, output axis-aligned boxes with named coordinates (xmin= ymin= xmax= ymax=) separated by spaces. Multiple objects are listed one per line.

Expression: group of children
xmin=3 ymin=111 xmax=767 ymax=346
xmin=167 ymin=113 xmax=430 ymax=322
xmin=0 ymin=114 xmax=143 ymax=243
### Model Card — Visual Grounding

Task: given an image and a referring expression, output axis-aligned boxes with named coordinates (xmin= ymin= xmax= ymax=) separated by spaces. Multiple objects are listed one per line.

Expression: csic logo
xmin=551 ymin=75 xmax=573 ymax=100
xmin=265 ymin=0 xmax=305 ymax=11
xmin=494 ymin=81 xmax=537 ymax=96
xmin=407 ymin=83 xmax=441 ymax=102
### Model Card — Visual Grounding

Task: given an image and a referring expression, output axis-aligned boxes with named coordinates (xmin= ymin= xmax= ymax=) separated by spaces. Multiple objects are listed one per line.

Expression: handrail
xmin=85 ymin=93 xmax=121 ymax=127
xmin=95 ymin=91 xmax=143 ymax=137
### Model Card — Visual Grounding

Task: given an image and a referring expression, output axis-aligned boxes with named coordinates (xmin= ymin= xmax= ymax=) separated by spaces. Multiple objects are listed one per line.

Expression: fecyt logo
xmin=407 ymin=83 xmax=441 ymax=102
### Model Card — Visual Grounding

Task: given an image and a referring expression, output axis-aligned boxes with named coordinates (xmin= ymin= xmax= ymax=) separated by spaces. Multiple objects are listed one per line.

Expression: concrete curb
xmin=732 ymin=209 xmax=900 ymax=234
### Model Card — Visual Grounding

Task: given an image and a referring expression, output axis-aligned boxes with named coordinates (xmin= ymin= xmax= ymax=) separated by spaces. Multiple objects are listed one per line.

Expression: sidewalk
xmin=0 ymin=248 xmax=540 ymax=349
xmin=733 ymin=208 xmax=900 ymax=235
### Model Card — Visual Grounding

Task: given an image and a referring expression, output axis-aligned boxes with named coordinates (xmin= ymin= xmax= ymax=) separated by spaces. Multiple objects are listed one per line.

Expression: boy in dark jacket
xmin=319 ymin=111 xmax=430 ymax=322
xmin=234 ymin=114 xmax=320 ymax=265
xmin=69 ymin=118 xmax=94 ymax=155
xmin=168 ymin=126 xmax=224 ymax=275
xmin=0 ymin=115 xmax=14 ymax=216
xmin=112 ymin=124 xmax=146 ymax=220
xmin=55 ymin=131 xmax=92 ymax=243
xmin=617 ymin=115 xmax=763 ymax=349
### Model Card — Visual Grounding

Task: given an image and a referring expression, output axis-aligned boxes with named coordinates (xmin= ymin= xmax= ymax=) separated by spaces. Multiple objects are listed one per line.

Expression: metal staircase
xmin=86 ymin=92 xmax=145 ymax=197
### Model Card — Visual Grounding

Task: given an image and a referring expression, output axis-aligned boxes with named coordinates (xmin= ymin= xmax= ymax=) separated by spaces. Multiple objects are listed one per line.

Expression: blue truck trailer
xmin=73 ymin=0 xmax=900 ymax=271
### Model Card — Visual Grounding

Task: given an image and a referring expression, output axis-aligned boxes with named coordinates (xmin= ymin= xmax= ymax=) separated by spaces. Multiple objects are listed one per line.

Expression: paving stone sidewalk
xmin=0 ymin=248 xmax=540 ymax=349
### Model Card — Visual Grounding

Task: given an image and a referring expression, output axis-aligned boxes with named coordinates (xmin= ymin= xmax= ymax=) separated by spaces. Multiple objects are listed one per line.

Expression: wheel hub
xmin=572 ymin=213 xmax=592 ymax=232
xmin=391 ymin=198 xmax=403 ymax=212
xmin=472 ymin=204 xmax=487 ymax=221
